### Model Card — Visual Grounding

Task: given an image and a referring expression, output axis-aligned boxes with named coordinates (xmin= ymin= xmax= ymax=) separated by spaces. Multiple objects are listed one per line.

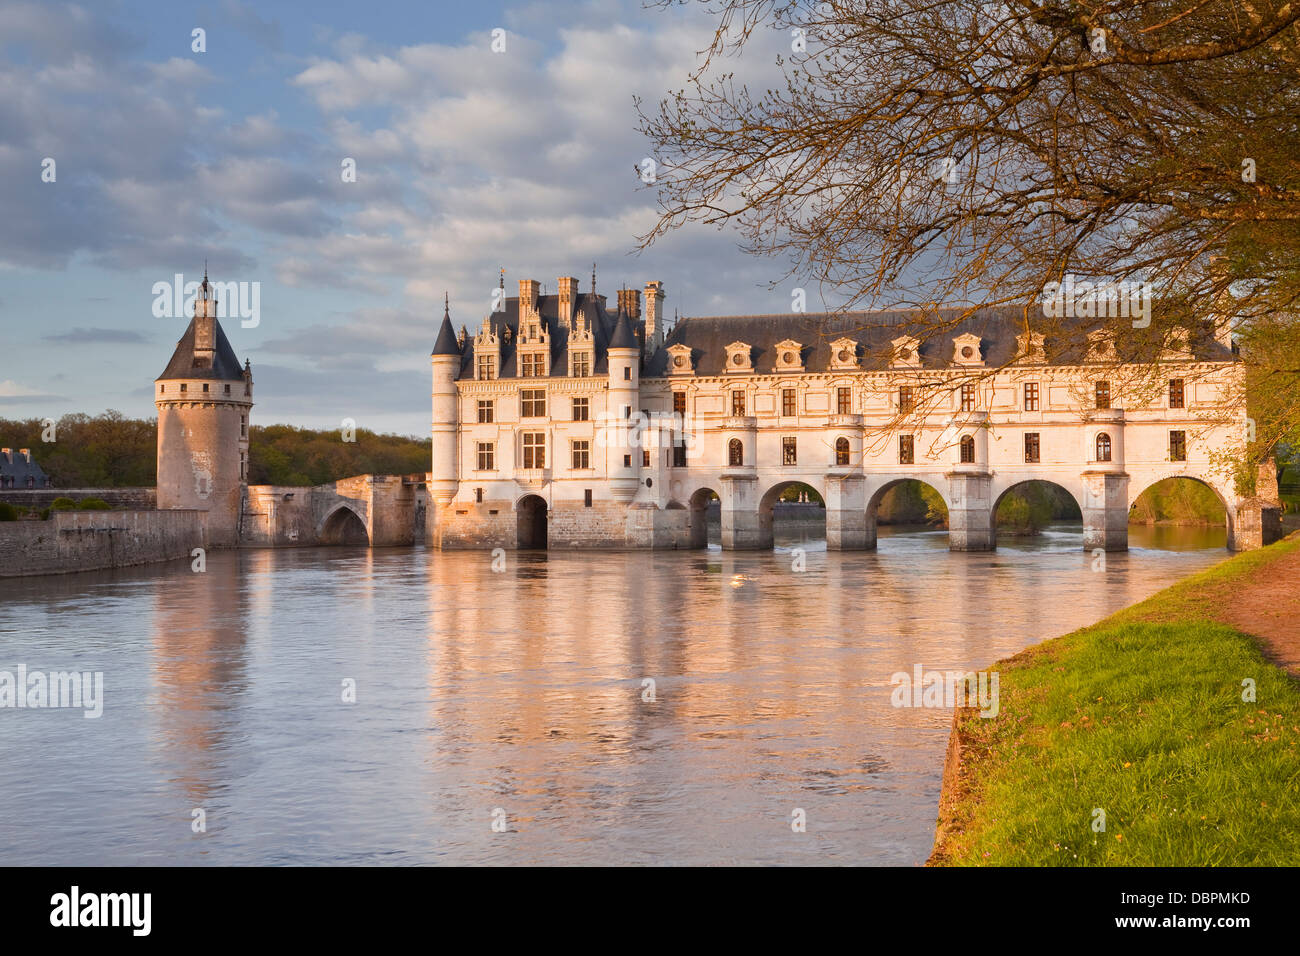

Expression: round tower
xmin=606 ymin=307 xmax=641 ymax=502
xmin=155 ymin=271 xmax=253 ymax=548
xmin=429 ymin=296 xmax=462 ymax=506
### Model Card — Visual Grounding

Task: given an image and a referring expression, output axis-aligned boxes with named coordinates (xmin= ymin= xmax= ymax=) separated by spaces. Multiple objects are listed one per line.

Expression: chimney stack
xmin=19 ymin=448 xmax=31 ymax=462
xmin=644 ymin=281 xmax=665 ymax=349
xmin=519 ymin=278 xmax=540 ymax=316
xmin=616 ymin=288 xmax=641 ymax=319
xmin=557 ymin=276 xmax=579 ymax=329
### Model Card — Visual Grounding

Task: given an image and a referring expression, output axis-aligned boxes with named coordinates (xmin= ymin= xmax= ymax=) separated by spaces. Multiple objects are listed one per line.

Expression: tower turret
xmin=606 ymin=307 xmax=641 ymax=502
xmin=155 ymin=269 xmax=253 ymax=547
xmin=430 ymin=294 xmax=462 ymax=506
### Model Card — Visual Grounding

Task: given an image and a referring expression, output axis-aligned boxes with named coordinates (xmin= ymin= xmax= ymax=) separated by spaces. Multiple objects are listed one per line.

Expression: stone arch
xmin=516 ymin=493 xmax=548 ymax=550
xmin=319 ymin=503 xmax=369 ymax=546
xmin=1127 ymin=473 xmax=1232 ymax=546
xmin=866 ymin=477 xmax=950 ymax=548
xmin=757 ymin=478 xmax=827 ymax=549
xmin=990 ymin=479 xmax=1085 ymax=540
xmin=687 ymin=485 xmax=721 ymax=549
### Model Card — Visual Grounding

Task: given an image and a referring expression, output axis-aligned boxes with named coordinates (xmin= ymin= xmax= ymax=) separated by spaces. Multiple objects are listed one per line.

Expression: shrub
xmin=0 ymin=502 xmax=17 ymax=521
xmin=77 ymin=497 xmax=111 ymax=510
xmin=49 ymin=497 xmax=77 ymax=511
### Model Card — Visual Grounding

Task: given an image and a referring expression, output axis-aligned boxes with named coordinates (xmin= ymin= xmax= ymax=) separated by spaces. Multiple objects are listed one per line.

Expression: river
xmin=0 ymin=523 xmax=1226 ymax=865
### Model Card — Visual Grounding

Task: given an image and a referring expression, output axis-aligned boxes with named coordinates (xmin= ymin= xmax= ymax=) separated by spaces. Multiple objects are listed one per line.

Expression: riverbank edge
xmin=927 ymin=531 xmax=1300 ymax=866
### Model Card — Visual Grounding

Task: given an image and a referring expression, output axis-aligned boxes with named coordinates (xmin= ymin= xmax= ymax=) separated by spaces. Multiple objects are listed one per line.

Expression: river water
xmin=0 ymin=523 xmax=1226 ymax=866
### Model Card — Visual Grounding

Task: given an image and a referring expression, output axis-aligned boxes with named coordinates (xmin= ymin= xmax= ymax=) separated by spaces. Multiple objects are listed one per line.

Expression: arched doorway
xmin=759 ymin=481 xmax=826 ymax=549
xmin=867 ymin=478 xmax=949 ymax=549
xmin=688 ymin=487 xmax=720 ymax=549
xmin=991 ymin=480 xmax=1084 ymax=547
xmin=517 ymin=494 xmax=548 ymax=549
xmin=1129 ymin=476 xmax=1229 ymax=550
xmin=320 ymin=505 xmax=369 ymax=546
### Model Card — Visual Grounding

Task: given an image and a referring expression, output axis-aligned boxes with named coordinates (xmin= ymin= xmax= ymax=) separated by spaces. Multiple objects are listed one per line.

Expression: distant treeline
xmin=0 ymin=413 xmax=430 ymax=488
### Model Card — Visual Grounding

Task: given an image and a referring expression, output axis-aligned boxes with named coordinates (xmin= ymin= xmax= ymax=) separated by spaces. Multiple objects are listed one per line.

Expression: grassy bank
xmin=930 ymin=534 xmax=1300 ymax=866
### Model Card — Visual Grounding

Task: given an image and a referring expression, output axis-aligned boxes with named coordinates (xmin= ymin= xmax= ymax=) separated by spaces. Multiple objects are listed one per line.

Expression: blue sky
xmin=0 ymin=0 xmax=801 ymax=436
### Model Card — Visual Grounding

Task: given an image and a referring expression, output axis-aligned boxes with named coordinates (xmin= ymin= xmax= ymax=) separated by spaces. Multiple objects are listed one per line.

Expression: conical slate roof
xmin=608 ymin=308 xmax=638 ymax=349
xmin=432 ymin=306 xmax=460 ymax=356
xmin=156 ymin=315 xmax=245 ymax=381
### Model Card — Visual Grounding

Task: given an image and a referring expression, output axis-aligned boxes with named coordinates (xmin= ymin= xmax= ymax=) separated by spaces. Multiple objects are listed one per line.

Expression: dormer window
xmin=667 ymin=343 xmax=693 ymax=375
xmin=772 ymin=339 xmax=804 ymax=373
xmin=952 ymin=333 xmax=983 ymax=367
xmin=1087 ymin=329 xmax=1114 ymax=362
xmin=1015 ymin=332 xmax=1046 ymax=364
xmin=725 ymin=341 xmax=753 ymax=373
xmin=828 ymin=337 xmax=859 ymax=371
xmin=571 ymin=352 xmax=591 ymax=377
xmin=890 ymin=335 xmax=922 ymax=369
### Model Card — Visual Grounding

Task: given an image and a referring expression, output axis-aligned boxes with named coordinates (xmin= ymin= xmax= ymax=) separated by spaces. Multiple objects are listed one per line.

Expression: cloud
xmin=42 ymin=327 xmax=150 ymax=344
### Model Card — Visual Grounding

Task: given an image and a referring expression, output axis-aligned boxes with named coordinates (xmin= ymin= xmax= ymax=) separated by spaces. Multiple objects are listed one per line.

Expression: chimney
xmin=644 ymin=281 xmax=665 ymax=348
xmin=19 ymin=448 xmax=31 ymax=462
xmin=557 ymin=276 xmax=579 ymax=329
xmin=616 ymin=288 xmax=641 ymax=319
xmin=519 ymin=278 xmax=540 ymax=316
xmin=1 ymin=448 xmax=10 ymax=462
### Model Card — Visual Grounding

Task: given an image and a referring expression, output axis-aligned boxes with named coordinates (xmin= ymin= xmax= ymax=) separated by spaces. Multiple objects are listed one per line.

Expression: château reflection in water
xmin=0 ymin=523 xmax=1224 ymax=865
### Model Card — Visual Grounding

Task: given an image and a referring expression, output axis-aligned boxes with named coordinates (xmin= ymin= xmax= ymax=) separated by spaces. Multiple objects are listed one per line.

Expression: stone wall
xmin=0 ymin=487 xmax=157 ymax=510
xmin=0 ymin=509 xmax=203 ymax=577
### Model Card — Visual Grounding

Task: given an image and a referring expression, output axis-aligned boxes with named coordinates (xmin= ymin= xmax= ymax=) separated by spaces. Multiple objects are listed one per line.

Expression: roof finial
xmin=591 ymin=262 xmax=596 ymax=294
xmin=444 ymin=291 xmax=450 ymax=317
xmin=499 ymin=267 xmax=504 ymax=290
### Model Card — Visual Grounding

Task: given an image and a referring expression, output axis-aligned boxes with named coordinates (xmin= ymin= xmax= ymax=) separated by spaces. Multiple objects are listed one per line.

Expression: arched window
xmin=728 ymin=438 xmax=744 ymax=467
xmin=959 ymin=435 xmax=975 ymax=463
xmin=835 ymin=437 xmax=851 ymax=466
xmin=1096 ymin=432 xmax=1112 ymax=462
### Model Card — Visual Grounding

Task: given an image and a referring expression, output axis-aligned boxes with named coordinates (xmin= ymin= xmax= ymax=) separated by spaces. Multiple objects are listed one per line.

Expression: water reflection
xmin=0 ymin=526 xmax=1226 ymax=865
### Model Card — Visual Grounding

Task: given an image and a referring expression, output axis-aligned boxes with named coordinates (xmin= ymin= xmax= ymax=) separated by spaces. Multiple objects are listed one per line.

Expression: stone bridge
xmin=659 ymin=459 xmax=1282 ymax=553
xmin=241 ymin=474 xmax=425 ymax=547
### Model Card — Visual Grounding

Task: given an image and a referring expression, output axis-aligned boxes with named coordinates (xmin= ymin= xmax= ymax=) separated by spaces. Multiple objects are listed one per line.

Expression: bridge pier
xmin=721 ymin=473 xmax=766 ymax=549
xmin=947 ymin=472 xmax=995 ymax=551
xmin=1082 ymin=471 xmax=1129 ymax=552
xmin=825 ymin=473 xmax=868 ymax=550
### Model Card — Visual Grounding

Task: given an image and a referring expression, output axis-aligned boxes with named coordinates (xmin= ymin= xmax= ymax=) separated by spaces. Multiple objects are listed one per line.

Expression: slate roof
xmin=643 ymin=306 xmax=1234 ymax=376
xmin=455 ymin=292 xmax=623 ymax=379
xmin=0 ymin=449 xmax=50 ymax=487
xmin=431 ymin=310 xmax=460 ymax=356
xmin=156 ymin=315 xmax=246 ymax=381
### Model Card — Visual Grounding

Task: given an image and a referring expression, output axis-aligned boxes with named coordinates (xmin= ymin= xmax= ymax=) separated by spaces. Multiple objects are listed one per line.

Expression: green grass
xmin=934 ymin=535 xmax=1300 ymax=866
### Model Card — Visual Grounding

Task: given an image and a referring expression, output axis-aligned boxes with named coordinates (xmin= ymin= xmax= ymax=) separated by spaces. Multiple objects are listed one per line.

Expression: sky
xmin=0 ymin=0 xmax=804 ymax=437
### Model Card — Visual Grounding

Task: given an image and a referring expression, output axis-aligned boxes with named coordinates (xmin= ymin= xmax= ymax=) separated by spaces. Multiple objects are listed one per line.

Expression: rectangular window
xmin=477 ymin=400 xmax=494 ymax=423
xmin=781 ymin=388 xmax=796 ymax=417
xmin=522 ymin=433 xmax=545 ymax=469
xmin=1095 ymin=380 xmax=1110 ymax=410
xmin=837 ymin=387 xmax=851 ymax=414
xmin=180 ymin=383 xmax=187 ymax=393
xmin=623 ymin=454 xmax=632 ymax=467
xmin=224 ymin=384 xmax=231 ymax=395
xmin=673 ymin=391 xmax=686 ymax=417
xmin=572 ymin=352 xmax=590 ymax=377
xmin=202 ymin=383 xmax=209 ymax=392
xmin=474 ymin=487 xmax=483 ymax=504
xmin=477 ymin=354 xmax=496 ymax=380
xmin=1024 ymin=432 xmax=1040 ymax=464
xmin=642 ymin=449 xmax=651 ymax=468
xmin=782 ymin=436 xmax=797 ymax=466
xmin=672 ymin=442 xmax=687 ymax=468
xmin=571 ymin=440 xmax=590 ymax=470
xmin=960 ymin=383 xmax=976 ymax=412
xmin=623 ymin=366 xmax=631 ymax=381
xmin=899 ymin=434 xmax=914 ymax=465
xmin=731 ymin=390 xmax=746 ymax=416
xmin=1169 ymin=378 xmax=1185 ymax=409
xmin=584 ymin=489 xmax=592 ymax=507
xmin=1024 ymin=382 xmax=1039 ymax=411
xmin=899 ymin=385 xmax=915 ymax=413
xmin=1169 ymin=430 xmax=1187 ymax=462
xmin=240 ymin=416 xmax=247 ymax=438
xmin=572 ymin=397 xmax=589 ymax=421
xmin=524 ymin=352 xmax=548 ymax=378
xmin=476 ymin=442 xmax=495 ymax=471
xmin=520 ymin=388 xmax=546 ymax=418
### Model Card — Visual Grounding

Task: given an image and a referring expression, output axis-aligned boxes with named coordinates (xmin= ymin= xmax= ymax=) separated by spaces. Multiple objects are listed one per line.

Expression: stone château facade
xmin=428 ymin=275 xmax=1270 ymax=551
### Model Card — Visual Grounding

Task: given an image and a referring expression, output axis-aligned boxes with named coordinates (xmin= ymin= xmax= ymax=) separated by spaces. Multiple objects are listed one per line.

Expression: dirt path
xmin=1204 ymin=545 xmax=1300 ymax=676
